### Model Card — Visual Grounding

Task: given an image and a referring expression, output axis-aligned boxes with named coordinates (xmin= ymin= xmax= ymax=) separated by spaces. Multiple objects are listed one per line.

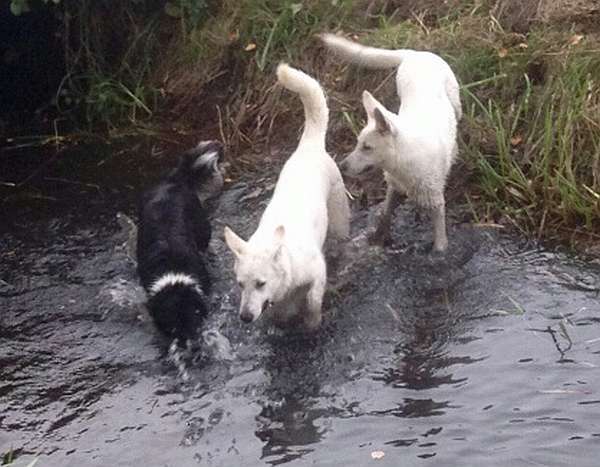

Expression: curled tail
xmin=277 ymin=63 xmax=328 ymax=146
xmin=170 ymin=140 xmax=223 ymax=186
xmin=319 ymin=33 xmax=409 ymax=69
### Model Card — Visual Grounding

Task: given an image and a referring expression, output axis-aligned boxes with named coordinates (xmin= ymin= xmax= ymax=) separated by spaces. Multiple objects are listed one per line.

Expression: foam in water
xmin=100 ymin=278 xmax=146 ymax=308
xmin=202 ymin=329 xmax=235 ymax=361
xmin=167 ymin=339 xmax=191 ymax=382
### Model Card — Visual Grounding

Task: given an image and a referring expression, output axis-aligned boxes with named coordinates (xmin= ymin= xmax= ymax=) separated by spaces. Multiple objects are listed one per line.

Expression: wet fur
xmin=137 ymin=141 xmax=224 ymax=342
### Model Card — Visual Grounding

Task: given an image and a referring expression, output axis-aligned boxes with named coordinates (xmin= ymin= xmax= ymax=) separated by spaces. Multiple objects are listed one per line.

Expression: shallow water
xmin=1 ymin=143 xmax=600 ymax=466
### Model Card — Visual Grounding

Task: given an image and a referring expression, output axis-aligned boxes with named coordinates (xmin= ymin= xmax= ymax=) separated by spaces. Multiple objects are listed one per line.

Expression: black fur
xmin=136 ymin=141 xmax=224 ymax=343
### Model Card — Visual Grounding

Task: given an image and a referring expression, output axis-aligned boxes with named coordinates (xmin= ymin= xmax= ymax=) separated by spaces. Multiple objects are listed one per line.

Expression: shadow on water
xmin=1 ymin=141 xmax=600 ymax=466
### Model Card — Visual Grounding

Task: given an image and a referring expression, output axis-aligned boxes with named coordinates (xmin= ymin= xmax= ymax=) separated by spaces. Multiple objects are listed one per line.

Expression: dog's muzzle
xmin=340 ymin=160 xmax=376 ymax=178
xmin=240 ymin=311 xmax=254 ymax=323
xmin=240 ymin=301 xmax=273 ymax=324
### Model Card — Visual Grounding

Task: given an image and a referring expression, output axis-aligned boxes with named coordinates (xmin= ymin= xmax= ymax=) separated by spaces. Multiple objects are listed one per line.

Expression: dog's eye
xmin=362 ymin=143 xmax=373 ymax=151
xmin=237 ymin=281 xmax=245 ymax=288
xmin=256 ymin=280 xmax=266 ymax=289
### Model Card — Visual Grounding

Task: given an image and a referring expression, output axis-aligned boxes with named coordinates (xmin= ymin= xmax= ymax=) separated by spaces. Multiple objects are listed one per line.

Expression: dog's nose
xmin=240 ymin=311 xmax=253 ymax=323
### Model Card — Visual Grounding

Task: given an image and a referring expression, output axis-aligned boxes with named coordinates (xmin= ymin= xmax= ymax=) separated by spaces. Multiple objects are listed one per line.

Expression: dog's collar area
xmin=148 ymin=272 xmax=198 ymax=297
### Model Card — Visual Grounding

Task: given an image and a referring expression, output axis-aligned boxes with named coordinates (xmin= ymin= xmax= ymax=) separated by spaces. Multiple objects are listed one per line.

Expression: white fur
xmin=148 ymin=272 xmax=198 ymax=297
xmin=321 ymin=34 xmax=461 ymax=252
xmin=224 ymin=63 xmax=350 ymax=328
xmin=192 ymin=150 xmax=220 ymax=171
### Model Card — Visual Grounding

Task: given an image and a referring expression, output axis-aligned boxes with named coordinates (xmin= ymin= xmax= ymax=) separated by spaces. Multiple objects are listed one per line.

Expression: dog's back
xmin=137 ymin=181 xmax=210 ymax=288
xmin=320 ymin=34 xmax=461 ymax=121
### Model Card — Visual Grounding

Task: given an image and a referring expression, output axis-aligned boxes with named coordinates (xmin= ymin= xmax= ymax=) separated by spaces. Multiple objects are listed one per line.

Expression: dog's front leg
xmin=431 ymin=203 xmax=448 ymax=252
xmin=304 ymin=257 xmax=326 ymax=330
xmin=368 ymin=186 xmax=402 ymax=246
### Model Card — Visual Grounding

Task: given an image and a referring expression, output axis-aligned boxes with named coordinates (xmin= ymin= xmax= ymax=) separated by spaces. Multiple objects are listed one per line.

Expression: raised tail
xmin=319 ymin=33 xmax=409 ymax=69
xmin=276 ymin=63 xmax=328 ymax=146
xmin=170 ymin=140 xmax=223 ymax=186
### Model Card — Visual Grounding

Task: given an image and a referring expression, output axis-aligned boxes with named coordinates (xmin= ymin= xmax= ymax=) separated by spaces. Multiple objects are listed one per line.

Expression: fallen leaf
xmin=497 ymin=47 xmax=509 ymax=58
xmin=371 ymin=451 xmax=385 ymax=460
xmin=507 ymin=186 xmax=525 ymax=201
xmin=569 ymin=34 xmax=584 ymax=46
xmin=518 ymin=42 xmax=528 ymax=49
xmin=244 ymin=43 xmax=257 ymax=51
xmin=510 ymin=135 xmax=523 ymax=146
xmin=290 ymin=2 xmax=302 ymax=15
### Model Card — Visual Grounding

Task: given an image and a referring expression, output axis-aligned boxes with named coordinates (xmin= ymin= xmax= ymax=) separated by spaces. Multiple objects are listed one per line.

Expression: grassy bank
xmin=20 ymin=0 xmax=600 ymax=247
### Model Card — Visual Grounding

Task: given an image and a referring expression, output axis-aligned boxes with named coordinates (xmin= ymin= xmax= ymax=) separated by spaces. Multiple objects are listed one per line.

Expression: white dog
xmin=224 ymin=63 xmax=350 ymax=329
xmin=321 ymin=34 xmax=461 ymax=252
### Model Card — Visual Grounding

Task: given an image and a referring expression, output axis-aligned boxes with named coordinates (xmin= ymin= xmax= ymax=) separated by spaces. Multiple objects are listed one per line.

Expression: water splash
xmin=167 ymin=339 xmax=190 ymax=383
xmin=202 ymin=329 xmax=235 ymax=361
xmin=99 ymin=278 xmax=145 ymax=308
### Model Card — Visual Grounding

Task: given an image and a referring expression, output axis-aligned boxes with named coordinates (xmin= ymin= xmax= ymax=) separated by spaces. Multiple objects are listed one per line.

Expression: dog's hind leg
xmin=431 ymin=202 xmax=448 ymax=252
xmin=327 ymin=179 xmax=351 ymax=240
xmin=445 ymin=74 xmax=462 ymax=121
xmin=326 ymin=179 xmax=351 ymax=275
xmin=369 ymin=185 xmax=402 ymax=246
xmin=304 ymin=255 xmax=327 ymax=330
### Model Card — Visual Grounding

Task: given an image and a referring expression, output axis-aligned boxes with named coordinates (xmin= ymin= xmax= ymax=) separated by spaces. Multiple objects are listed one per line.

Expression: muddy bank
xmin=1 ymin=143 xmax=600 ymax=466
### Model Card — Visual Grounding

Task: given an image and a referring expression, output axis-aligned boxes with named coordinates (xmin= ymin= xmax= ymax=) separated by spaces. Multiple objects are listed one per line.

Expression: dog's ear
xmin=373 ymin=107 xmax=392 ymax=135
xmin=272 ymin=225 xmax=285 ymax=261
xmin=224 ymin=226 xmax=247 ymax=257
xmin=274 ymin=225 xmax=285 ymax=242
xmin=362 ymin=90 xmax=381 ymax=120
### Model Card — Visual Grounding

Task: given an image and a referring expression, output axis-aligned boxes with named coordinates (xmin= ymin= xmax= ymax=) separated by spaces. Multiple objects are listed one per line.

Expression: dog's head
xmin=339 ymin=91 xmax=397 ymax=178
xmin=148 ymin=284 xmax=208 ymax=344
xmin=223 ymin=225 xmax=290 ymax=324
xmin=176 ymin=140 xmax=225 ymax=201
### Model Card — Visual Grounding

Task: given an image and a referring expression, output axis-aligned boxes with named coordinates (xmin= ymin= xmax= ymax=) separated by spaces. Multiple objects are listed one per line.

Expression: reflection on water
xmin=1 ymin=143 xmax=600 ymax=466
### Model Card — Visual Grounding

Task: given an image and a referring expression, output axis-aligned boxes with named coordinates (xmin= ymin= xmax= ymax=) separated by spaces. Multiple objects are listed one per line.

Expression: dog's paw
xmin=367 ymin=230 xmax=391 ymax=247
xmin=303 ymin=313 xmax=322 ymax=331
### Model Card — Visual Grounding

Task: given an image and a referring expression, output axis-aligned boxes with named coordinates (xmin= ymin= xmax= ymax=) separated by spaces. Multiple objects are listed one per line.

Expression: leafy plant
xmin=164 ymin=0 xmax=209 ymax=30
xmin=10 ymin=0 xmax=60 ymax=15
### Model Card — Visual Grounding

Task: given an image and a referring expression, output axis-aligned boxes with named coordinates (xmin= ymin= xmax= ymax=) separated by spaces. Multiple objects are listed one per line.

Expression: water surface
xmin=1 ymin=143 xmax=599 ymax=466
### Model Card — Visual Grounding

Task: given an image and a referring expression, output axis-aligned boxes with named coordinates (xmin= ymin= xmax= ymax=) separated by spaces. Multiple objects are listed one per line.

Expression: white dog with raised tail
xmin=320 ymin=33 xmax=461 ymax=252
xmin=224 ymin=63 xmax=350 ymax=329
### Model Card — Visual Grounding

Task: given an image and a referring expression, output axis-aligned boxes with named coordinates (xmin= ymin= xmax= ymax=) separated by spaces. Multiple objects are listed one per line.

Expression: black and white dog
xmin=137 ymin=141 xmax=224 ymax=343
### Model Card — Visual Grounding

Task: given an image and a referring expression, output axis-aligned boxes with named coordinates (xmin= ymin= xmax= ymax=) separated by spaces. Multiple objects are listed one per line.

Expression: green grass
xmin=1 ymin=448 xmax=37 ymax=467
xmin=460 ymin=50 xmax=600 ymax=240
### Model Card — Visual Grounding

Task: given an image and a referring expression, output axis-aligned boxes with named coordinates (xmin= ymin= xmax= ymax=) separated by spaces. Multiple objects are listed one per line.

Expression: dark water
xmin=2 ymin=143 xmax=600 ymax=466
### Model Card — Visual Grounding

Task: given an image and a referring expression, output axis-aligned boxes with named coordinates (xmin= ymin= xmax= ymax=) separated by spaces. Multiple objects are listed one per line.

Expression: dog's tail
xmin=171 ymin=140 xmax=223 ymax=185
xmin=277 ymin=63 xmax=328 ymax=146
xmin=319 ymin=33 xmax=409 ymax=69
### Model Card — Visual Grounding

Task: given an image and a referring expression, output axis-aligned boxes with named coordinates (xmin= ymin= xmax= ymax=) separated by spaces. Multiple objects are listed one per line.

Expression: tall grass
xmin=462 ymin=55 xmax=600 ymax=238
xmin=58 ymin=1 xmax=171 ymax=128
